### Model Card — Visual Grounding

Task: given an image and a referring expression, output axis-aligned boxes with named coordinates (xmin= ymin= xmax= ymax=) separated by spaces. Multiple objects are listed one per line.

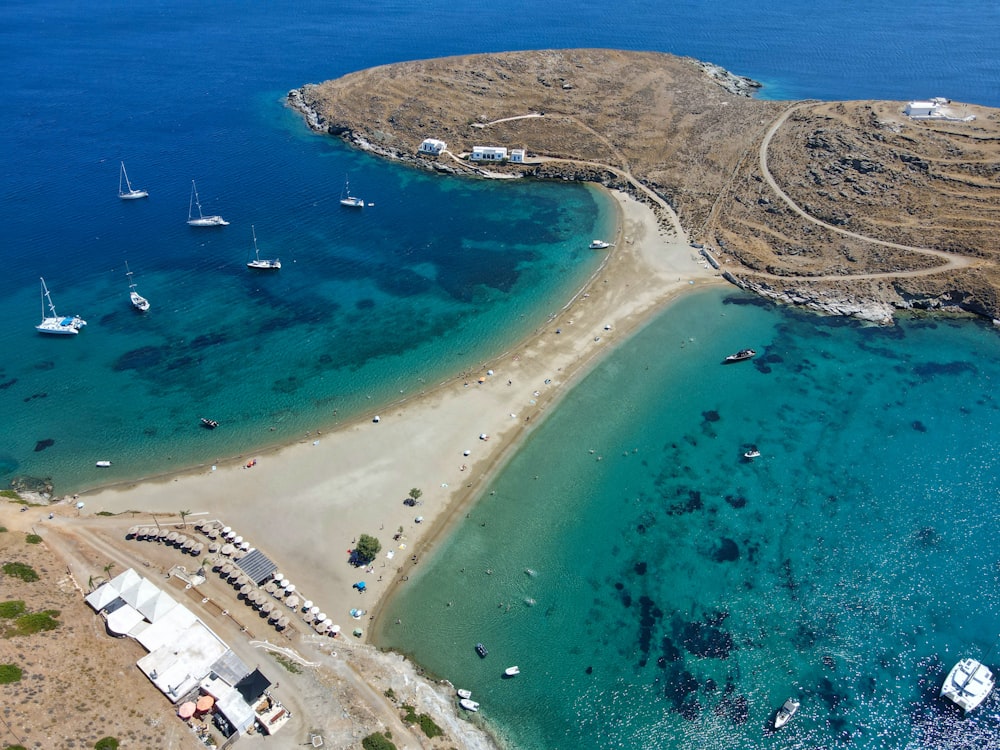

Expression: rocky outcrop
xmin=695 ymin=61 xmax=763 ymax=98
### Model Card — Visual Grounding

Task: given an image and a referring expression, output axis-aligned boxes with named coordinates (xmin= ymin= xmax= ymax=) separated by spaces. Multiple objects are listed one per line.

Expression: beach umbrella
xmin=261 ymin=601 xmax=275 ymax=615
xmin=236 ymin=574 xmax=250 ymax=586
xmin=264 ymin=581 xmax=277 ymax=593
xmin=273 ymin=572 xmax=284 ymax=583
xmin=220 ymin=543 xmax=235 ymax=556
xmin=330 ymin=624 xmax=341 ymax=634
xmin=276 ymin=616 xmax=290 ymax=629
xmin=240 ymin=583 xmax=253 ymax=596
xmin=191 ymin=542 xmax=204 ymax=555
xmin=233 ymin=535 xmax=243 ymax=545
xmin=321 ymin=618 xmax=333 ymax=627
xmin=302 ymin=600 xmax=313 ymax=611
xmin=233 ymin=549 xmax=247 ymax=560
xmin=239 ymin=541 xmax=250 ymax=550
xmin=208 ymin=541 xmax=220 ymax=553
xmin=285 ymin=594 xmax=300 ymax=609
xmin=193 ymin=520 xmax=205 ymax=531
xmin=206 ymin=528 xmax=218 ymax=539
xmin=175 ymin=535 xmax=188 ymax=547
xmin=127 ymin=526 xmax=138 ymax=538
xmin=167 ymin=531 xmax=179 ymax=543
xmin=285 ymin=583 xmax=296 ymax=593
xmin=354 ymin=581 xmax=366 ymax=591
xmin=268 ymin=609 xmax=281 ymax=622
xmin=280 ymin=578 xmax=291 ymax=588
xmin=309 ymin=605 xmax=320 ymax=615
xmin=316 ymin=612 xmax=327 ymax=622
xmin=182 ymin=538 xmax=194 ymax=550
xmin=314 ymin=621 xmax=328 ymax=633
xmin=227 ymin=569 xmax=241 ymax=583
xmin=196 ymin=695 xmax=214 ymax=713
xmin=177 ymin=702 xmax=196 ymax=719
xmin=157 ymin=529 xmax=169 ymax=539
xmin=221 ymin=526 xmax=231 ymax=534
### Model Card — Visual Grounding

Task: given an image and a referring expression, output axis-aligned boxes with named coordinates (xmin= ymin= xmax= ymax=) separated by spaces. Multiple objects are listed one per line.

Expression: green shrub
xmin=0 ymin=601 xmax=27 ymax=619
xmin=0 ymin=664 xmax=23 ymax=684
xmin=94 ymin=738 xmax=120 ymax=750
xmin=24 ymin=534 xmax=42 ymax=545
xmin=361 ymin=733 xmax=397 ymax=750
xmin=0 ymin=527 xmax=7 ymax=533
xmin=4 ymin=744 xmax=29 ymax=750
xmin=416 ymin=714 xmax=443 ymax=738
xmin=5 ymin=610 xmax=60 ymax=637
xmin=2 ymin=562 xmax=39 ymax=582
xmin=0 ymin=489 xmax=21 ymax=500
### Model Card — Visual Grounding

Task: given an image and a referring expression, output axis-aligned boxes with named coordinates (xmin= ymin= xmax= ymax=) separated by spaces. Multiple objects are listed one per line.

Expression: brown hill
xmin=289 ymin=49 xmax=1000 ymax=323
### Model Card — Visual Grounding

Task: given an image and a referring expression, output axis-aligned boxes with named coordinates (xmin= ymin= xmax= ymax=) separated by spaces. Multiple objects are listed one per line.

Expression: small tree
xmin=179 ymin=509 xmax=191 ymax=528
xmin=351 ymin=534 xmax=382 ymax=566
xmin=94 ymin=738 xmax=120 ymax=750
xmin=361 ymin=732 xmax=397 ymax=750
xmin=103 ymin=562 xmax=115 ymax=582
xmin=407 ymin=488 xmax=423 ymax=502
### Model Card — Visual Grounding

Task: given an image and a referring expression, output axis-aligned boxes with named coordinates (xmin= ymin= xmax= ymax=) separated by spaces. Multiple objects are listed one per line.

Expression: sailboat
xmin=125 ymin=261 xmax=150 ymax=312
xmin=339 ymin=176 xmax=364 ymax=208
xmin=36 ymin=277 xmax=86 ymax=335
xmin=118 ymin=161 xmax=148 ymax=200
xmin=246 ymin=225 xmax=281 ymax=270
xmin=187 ymin=180 xmax=229 ymax=226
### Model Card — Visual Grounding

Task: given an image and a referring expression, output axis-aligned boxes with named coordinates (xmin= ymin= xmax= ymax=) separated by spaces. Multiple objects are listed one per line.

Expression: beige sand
xmin=83 ymin=190 xmax=724 ymax=641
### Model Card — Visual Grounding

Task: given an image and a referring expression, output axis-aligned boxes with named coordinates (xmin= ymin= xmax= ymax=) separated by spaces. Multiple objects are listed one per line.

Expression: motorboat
xmin=743 ymin=449 xmax=761 ymax=459
xmin=724 ymin=349 xmax=756 ymax=363
xmin=941 ymin=658 xmax=995 ymax=712
xmin=246 ymin=225 xmax=281 ymax=270
xmin=475 ymin=642 xmax=489 ymax=658
xmin=125 ymin=261 xmax=150 ymax=312
xmin=459 ymin=698 xmax=479 ymax=712
xmin=95 ymin=460 xmax=112 ymax=468
xmin=187 ymin=180 xmax=229 ymax=226
xmin=118 ymin=161 xmax=148 ymax=200
xmin=36 ymin=278 xmax=86 ymax=335
xmin=503 ymin=666 xmax=520 ymax=677
xmin=200 ymin=418 xmax=219 ymax=429
xmin=456 ymin=689 xmax=472 ymax=700
xmin=773 ymin=697 xmax=799 ymax=729
xmin=589 ymin=239 xmax=611 ymax=249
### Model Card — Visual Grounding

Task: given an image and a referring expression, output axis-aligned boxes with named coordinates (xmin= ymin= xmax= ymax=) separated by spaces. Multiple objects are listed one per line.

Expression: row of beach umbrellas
xmin=127 ymin=526 xmax=204 ymax=557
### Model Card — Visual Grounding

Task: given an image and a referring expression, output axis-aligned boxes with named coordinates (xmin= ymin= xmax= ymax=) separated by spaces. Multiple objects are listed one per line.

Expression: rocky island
xmin=289 ymin=48 xmax=1000 ymax=324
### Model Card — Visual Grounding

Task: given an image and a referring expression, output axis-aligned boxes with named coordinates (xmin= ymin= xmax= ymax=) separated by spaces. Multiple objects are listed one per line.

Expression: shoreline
xmin=68 ymin=188 xmax=723 ymax=748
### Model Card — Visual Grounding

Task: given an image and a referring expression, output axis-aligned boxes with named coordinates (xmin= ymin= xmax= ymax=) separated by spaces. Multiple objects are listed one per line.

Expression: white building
xmin=510 ymin=148 xmax=526 ymax=163
xmin=904 ymin=98 xmax=975 ymax=122
xmin=904 ymin=101 xmax=937 ymax=118
xmin=471 ymin=146 xmax=508 ymax=161
xmin=418 ymin=138 xmax=446 ymax=155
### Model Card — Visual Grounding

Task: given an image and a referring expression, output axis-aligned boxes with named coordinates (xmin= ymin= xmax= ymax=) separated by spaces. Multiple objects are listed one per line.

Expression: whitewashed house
xmin=509 ymin=148 xmax=526 ymax=163
xmin=418 ymin=138 xmax=447 ymax=155
xmin=904 ymin=98 xmax=975 ymax=122
xmin=470 ymin=146 xmax=508 ymax=161
xmin=904 ymin=101 xmax=937 ymax=118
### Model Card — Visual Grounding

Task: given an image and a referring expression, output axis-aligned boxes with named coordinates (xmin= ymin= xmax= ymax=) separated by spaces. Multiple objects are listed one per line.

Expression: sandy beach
xmin=82 ymin=190 xmax=723 ymax=640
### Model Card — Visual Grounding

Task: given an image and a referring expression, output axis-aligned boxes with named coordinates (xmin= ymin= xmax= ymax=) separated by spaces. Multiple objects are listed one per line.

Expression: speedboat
xmin=504 ymin=666 xmax=520 ymax=677
xmin=95 ymin=460 xmax=112 ymax=468
xmin=743 ymin=449 xmax=761 ymax=459
xmin=941 ymin=658 xmax=995 ymax=712
xmin=456 ymin=689 xmax=472 ymax=700
xmin=200 ymin=418 xmax=219 ymax=429
xmin=459 ymin=698 xmax=480 ymax=712
xmin=724 ymin=349 xmax=756 ymax=363
xmin=774 ymin=697 xmax=799 ymax=729
xmin=589 ymin=239 xmax=611 ymax=249
xmin=475 ymin=642 xmax=489 ymax=658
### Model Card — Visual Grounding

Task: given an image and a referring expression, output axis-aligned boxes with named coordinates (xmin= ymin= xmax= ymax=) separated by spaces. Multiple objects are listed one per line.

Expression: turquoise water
xmin=377 ymin=288 xmax=1000 ymax=748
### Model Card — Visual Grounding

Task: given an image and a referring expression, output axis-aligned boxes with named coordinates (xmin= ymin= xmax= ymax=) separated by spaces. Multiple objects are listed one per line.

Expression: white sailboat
xmin=941 ymin=657 xmax=995 ymax=713
xmin=339 ymin=176 xmax=364 ymax=208
xmin=125 ymin=261 xmax=150 ymax=312
xmin=246 ymin=225 xmax=281 ymax=270
xmin=187 ymin=180 xmax=229 ymax=226
xmin=118 ymin=161 xmax=148 ymax=200
xmin=36 ymin=277 xmax=86 ymax=335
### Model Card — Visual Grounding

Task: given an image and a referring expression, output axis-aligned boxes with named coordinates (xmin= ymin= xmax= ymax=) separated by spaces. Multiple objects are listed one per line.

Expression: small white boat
xmin=187 ymin=180 xmax=229 ymax=226
xmin=456 ymin=689 xmax=472 ymax=700
xmin=246 ymin=225 xmax=281 ymax=270
xmin=339 ymin=176 xmax=364 ymax=208
xmin=125 ymin=261 xmax=150 ymax=312
xmin=118 ymin=161 xmax=148 ymax=200
xmin=744 ymin=449 xmax=761 ymax=459
xmin=724 ymin=349 xmax=756 ymax=363
xmin=773 ymin=697 xmax=799 ymax=729
xmin=36 ymin=278 xmax=86 ymax=335
xmin=95 ymin=460 xmax=112 ymax=468
xmin=459 ymin=698 xmax=480 ymax=712
xmin=941 ymin=657 xmax=995 ymax=712
xmin=589 ymin=239 xmax=611 ymax=249
xmin=504 ymin=666 xmax=520 ymax=677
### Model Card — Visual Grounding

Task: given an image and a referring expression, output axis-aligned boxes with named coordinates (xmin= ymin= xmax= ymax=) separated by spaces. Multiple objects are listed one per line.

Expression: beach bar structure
xmin=418 ymin=138 xmax=446 ymax=155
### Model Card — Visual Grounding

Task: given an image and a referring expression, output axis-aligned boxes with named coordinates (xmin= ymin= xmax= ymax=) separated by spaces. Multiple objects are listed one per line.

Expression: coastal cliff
xmin=289 ymin=49 xmax=1000 ymax=324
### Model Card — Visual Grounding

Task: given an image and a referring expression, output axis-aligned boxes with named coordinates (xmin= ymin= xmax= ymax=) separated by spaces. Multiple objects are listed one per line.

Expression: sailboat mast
xmin=40 ymin=278 xmax=57 ymax=318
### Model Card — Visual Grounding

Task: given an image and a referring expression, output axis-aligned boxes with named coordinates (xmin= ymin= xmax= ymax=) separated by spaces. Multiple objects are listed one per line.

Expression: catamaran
xmin=187 ymin=180 xmax=229 ymax=226
xmin=339 ymin=176 xmax=364 ymax=208
xmin=941 ymin=657 xmax=995 ymax=712
xmin=36 ymin=277 xmax=86 ymax=335
xmin=246 ymin=225 xmax=281 ymax=270
xmin=125 ymin=261 xmax=150 ymax=312
xmin=118 ymin=161 xmax=148 ymax=200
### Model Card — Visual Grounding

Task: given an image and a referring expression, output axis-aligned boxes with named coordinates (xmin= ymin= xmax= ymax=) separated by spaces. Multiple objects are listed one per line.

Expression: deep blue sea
xmin=3 ymin=1 xmax=999 ymax=747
